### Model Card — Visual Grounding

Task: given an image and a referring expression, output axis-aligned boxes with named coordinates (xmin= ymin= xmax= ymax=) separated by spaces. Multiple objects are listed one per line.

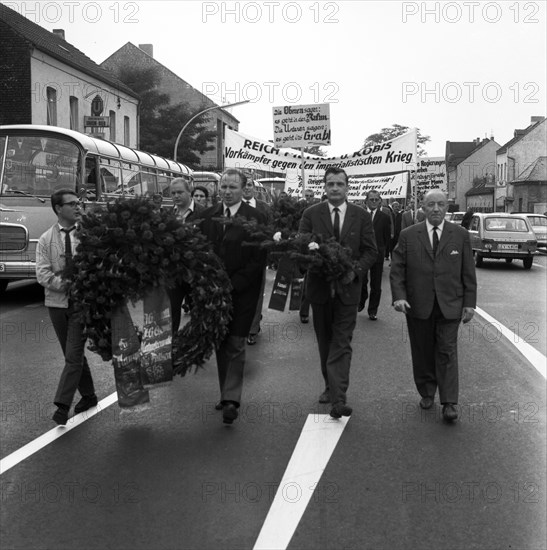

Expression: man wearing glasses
xmin=36 ymin=189 xmax=97 ymax=425
xmin=358 ymin=189 xmax=391 ymax=320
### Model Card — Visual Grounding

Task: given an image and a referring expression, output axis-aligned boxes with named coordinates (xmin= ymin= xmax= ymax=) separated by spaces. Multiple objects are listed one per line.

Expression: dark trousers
xmin=249 ymin=268 xmax=266 ymax=335
xmin=311 ymin=296 xmax=357 ymax=406
xmin=168 ymin=283 xmax=191 ymax=334
xmin=360 ymin=256 xmax=384 ymax=315
xmin=216 ymin=334 xmax=246 ymax=406
xmin=49 ymin=306 xmax=95 ymax=408
xmin=405 ymin=299 xmax=460 ymax=404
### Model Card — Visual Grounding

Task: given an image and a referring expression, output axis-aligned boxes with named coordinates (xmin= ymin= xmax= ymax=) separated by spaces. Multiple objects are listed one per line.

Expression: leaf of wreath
xmin=64 ymin=196 xmax=232 ymax=376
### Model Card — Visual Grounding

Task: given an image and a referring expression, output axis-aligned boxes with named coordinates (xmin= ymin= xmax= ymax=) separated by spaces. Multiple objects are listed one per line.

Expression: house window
xmin=124 ymin=116 xmax=130 ymax=146
xmin=46 ymin=87 xmax=57 ymax=126
xmin=109 ymin=110 xmax=116 ymax=142
xmin=69 ymin=96 xmax=79 ymax=131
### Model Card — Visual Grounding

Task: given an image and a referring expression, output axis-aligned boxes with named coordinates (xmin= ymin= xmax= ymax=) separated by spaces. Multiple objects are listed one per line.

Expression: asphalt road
xmin=0 ymin=256 xmax=545 ymax=550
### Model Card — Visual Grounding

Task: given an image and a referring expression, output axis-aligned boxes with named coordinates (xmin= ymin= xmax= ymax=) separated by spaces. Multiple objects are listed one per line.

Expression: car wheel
xmin=523 ymin=257 xmax=533 ymax=270
xmin=505 ymin=258 xmax=513 ymax=264
xmin=475 ymin=253 xmax=483 ymax=267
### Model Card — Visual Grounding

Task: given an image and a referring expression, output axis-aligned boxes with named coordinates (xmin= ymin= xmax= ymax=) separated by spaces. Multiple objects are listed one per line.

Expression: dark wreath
xmin=65 ymin=196 xmax=232 ymax=376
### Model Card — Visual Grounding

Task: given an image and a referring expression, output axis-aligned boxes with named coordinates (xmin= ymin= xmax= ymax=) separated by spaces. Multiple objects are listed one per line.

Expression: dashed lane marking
xmin=0 ymin=392 xmax=118 ymax=475
xmin=476 ymin=307 xmax=546 ymax=379
xmin=253 ymin=414 xmax=350 ymax=550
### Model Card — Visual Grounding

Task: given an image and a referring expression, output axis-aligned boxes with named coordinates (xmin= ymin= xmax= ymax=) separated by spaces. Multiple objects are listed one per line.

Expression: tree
xmin=363 ymin=124 xmax=431 ymax=157
xmin=116 ymin=66 xmax=216 ymax=167
xmin=302 ymin=145 xmax=327 ymax=157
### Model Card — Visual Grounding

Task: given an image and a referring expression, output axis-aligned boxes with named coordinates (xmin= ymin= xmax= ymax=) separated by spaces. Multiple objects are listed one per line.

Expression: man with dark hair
xmin=299 ymin=167 xmax=377 ymax=418
xmin=358 ymin=189 xmax=391 ymax=320
xmin=198 ymin=168 xmax=267 ymax=424
xmin=36 ymin=188 xmax=97 ymax=425
xmin=390 ymin=190 xmax=477 ymax=422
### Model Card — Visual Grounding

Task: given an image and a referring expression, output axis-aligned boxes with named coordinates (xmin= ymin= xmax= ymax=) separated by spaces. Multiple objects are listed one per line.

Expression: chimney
xmin=52 ymin=29 xmax=65 ymax=40
xmin=139 ymin=44 xmax=153 ymax=58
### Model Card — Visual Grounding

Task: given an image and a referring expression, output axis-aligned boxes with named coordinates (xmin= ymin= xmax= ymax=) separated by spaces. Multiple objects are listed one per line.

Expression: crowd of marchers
xmin=36 ymin=168 xmax=476 ymax=427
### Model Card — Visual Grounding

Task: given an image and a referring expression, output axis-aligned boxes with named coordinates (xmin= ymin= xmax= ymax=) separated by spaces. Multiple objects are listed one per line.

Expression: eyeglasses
xmin=368 ymin=198 xmax=381 ymax=202
xmin=62 ymin=201 xmax=81 ymax=207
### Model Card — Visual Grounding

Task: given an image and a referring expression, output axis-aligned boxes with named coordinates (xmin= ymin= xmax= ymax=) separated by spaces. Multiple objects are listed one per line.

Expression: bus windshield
xmin=0 ymin=135 xmax=80 ymax=197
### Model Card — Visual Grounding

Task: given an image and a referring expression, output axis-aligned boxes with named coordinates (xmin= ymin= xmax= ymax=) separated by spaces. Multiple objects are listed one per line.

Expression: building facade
xmin=495 ymin=116 xmax=546 ymax=212
xmin=101 ymin=43 xmax=239 ymax=170
xmin=0 ymin=3 xmax=139 ymax=147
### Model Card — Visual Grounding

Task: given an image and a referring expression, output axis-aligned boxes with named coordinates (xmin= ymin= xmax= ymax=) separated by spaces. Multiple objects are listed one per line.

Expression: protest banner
xmin=272 ymin=103 xmax=331 ymax=148
xmin=416 ymin=157 xmax=447 ymax=195
xmin=224 ymin=128 xmax=417 ymax=194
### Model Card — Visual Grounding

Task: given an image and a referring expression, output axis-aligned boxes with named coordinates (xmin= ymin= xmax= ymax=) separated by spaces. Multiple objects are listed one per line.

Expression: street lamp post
xmin=173 ymin=100 xmax=250 ymax=162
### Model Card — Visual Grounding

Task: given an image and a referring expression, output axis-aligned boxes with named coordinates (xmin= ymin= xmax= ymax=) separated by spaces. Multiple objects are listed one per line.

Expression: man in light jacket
xmin=36 ymin=188 xmax=97 ymax=425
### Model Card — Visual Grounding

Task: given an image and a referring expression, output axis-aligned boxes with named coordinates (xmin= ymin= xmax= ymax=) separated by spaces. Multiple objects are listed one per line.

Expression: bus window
xmin=141 ymin=169 xmax=158 ymax=196
xmin=0 ymin=135 xmax=79 ymax=196
xmin=122 ymin=162 xmax=142 ymax=196
xmin=99 ymin=158 xmax=121 ymax=196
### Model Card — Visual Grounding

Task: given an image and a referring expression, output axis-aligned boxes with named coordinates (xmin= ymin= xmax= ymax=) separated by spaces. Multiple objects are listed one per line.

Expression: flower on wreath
xmin=308 ymin=241 xmax=319 ymax=251
xmin=273 ymin=231 xmax=282 ymax=242
xmin=64 ymin=196 xmax=232 ymax=376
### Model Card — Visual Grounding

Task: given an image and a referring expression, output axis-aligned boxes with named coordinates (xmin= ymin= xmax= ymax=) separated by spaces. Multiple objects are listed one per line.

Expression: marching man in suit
xmin=390 ymin=190 xmax=477 ymax=422
xmin=358 ymin=189 xmax=392 ymax=320
xmin=299 ymin=167 xmax=377 ymax=418
xmin=198 ymin=169 xmax=267 ymax=424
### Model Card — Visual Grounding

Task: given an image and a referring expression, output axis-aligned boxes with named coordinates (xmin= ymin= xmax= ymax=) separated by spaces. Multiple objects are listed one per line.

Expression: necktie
xmin=245 ymin=200 xmax=251 ymax=205
xmin=432 ymin=226 xmax=439 ymax=256
xmin=224 ymin=207 xmax=230 ymax=233
xmin=61 ymin=227 xmax=74 ymax=264
xmin=333 ymin=207 xmax=340 ymax=241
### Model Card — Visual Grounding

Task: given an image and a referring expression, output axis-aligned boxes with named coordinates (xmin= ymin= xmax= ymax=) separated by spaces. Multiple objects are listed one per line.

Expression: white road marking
xmin=253 ymin=414 xmax=349 ymax=550
xmin=0 ymin=392 xmax=118 ymax=475
xmin=475 ymin=307 xmax=546 ymax=379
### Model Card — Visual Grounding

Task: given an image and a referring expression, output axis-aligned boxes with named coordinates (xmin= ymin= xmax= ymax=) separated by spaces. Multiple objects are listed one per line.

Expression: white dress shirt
xmin=425 ymin=219 xmax=445 ymax=248
xmin=328 ymin=201 xmax=348 ymax=231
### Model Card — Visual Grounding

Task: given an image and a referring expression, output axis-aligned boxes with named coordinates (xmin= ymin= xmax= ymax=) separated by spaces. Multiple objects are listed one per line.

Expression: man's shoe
xmin=52 ymin=407 xmax=69 ymax=426
xmin=318 ymin=390 xmax=330 ymax=404
xmin=222 ymin=402 xmax=239 ymax=424
xmin=74 ymin=394 xmax=98 ymax=414
xmin=247 ymin=333 xmax=257 ymax=345
xmin=329 ymin=403 xmax=352 ymax=418
xmin=300 ymin=315 xmax=309 ymax=324
xmin=442 ymin=404 xmax=458 ymax=422
xmin=368 ymin=313 xmax=378 ymax=321
xmin=419 ymin=396 xmax=434 ymax=410
xmin=215 ymin=401 xmax=222 ymax=411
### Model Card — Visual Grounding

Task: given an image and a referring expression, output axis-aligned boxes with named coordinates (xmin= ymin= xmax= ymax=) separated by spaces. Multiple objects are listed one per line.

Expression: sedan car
xmin=468 ymin=213 xmax=537 ymax=269
xmin=512 ymin=213 xmax=547 ymax=248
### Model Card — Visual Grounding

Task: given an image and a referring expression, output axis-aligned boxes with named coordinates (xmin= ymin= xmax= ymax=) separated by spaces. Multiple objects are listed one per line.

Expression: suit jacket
xmin=247 ymin=198 xmax=273 ymax=224
xmin=369 ymin=208 xmax=391 ymax=261
xmin=390 ymin=221 xmax=477 ymax=319
xmin=299 ymin=201 xmax=377 ymax=305
xmin=401 ymin=208 xmax=425 ymax=229
xmin=393 ymin=211 xmax=402 ymax=243
xmin=198 ymin=201 xmax=267 ymax=335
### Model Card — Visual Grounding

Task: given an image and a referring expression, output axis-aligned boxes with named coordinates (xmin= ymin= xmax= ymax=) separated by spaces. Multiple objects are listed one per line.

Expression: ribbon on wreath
xmin=268 ymin=256 xmax=305 ymax=312
xmin=140 ymin=287 xmax=173 ymax=387
xmin=111 ymin=303 xmax=150 ymax=409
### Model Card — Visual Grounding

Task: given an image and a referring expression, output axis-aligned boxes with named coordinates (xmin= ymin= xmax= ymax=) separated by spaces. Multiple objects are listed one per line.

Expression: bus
xmin=0 ymin=125 xmax=192 ymax=293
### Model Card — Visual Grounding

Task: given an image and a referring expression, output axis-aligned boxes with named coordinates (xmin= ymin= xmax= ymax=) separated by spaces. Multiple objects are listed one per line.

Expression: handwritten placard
xmin=272 ymin=103 xmax=331 ymax=148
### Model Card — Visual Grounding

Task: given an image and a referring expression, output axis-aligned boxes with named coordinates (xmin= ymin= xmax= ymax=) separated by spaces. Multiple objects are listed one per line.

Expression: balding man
xmin=390 ymin=190 xmax=477 ymax=422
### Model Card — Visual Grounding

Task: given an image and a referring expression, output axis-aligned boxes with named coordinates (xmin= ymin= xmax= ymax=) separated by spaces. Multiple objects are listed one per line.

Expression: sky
xmin=4 ymin=0 xmax=546 ymax=156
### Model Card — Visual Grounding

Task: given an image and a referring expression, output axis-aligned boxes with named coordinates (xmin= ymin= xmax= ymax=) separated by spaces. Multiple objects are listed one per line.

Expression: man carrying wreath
xmin=198 ymin=169 xmax=267 ymax=424
xmin=298 ymin=167 xmax=377 ymax=418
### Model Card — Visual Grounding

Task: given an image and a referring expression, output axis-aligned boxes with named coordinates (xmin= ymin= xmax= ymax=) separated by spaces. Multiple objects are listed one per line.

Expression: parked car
xmin=446 ymin=211 xmax=466 ymax=224
xmin=512 ymin=213 xmax=547 ymax=248
xmin=468 ymin=213 xmax=537 ymax=269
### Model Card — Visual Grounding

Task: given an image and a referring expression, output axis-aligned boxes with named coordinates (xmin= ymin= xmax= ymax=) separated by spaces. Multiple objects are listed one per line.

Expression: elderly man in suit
xmin=242 ymin=177 xmax=273 ymax=345
xmin=199 ymin=169 xmax=267 ymax=424
xmin=358 ymin=190 xmax=392 ymax=320
xmin=390 ymin=190 xmax=477 ymax=422
xmin=168 ymin=177 xmax=205 ymax=333
xmin=299 ymin=167 xmax=377 ymax=418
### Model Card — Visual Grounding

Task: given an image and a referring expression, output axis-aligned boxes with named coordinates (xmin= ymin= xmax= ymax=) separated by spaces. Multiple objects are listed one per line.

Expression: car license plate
xmin=499 ymin=244 xmax=518 ymax=250
xmin=0 ymin=263 xmax=5 ymax=272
